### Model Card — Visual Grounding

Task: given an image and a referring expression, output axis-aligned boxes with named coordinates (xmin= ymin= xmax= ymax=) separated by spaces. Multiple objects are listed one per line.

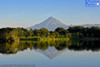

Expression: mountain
xmin=27 ymin=17 xmax=100 ymax=31
xmin=27 ymin=17 xmax=68 ymax=31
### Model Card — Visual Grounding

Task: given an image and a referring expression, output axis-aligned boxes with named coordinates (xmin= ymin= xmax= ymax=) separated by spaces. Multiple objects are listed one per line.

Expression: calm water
xmin=0 ymin=40 xmax=100 ymax=67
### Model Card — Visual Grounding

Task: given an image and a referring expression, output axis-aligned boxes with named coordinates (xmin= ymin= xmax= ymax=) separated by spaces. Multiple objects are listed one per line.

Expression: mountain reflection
xmin=0 ymin=40 xmax=100 ymax=55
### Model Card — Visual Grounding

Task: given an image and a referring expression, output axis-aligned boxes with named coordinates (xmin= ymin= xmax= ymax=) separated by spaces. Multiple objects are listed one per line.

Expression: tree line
xmin=0 ymin=26 xmax=100 ymax=42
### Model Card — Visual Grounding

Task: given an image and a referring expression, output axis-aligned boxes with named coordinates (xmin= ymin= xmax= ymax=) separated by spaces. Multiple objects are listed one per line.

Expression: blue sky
xmin=0 ymin=0 xmax=100 ymax=28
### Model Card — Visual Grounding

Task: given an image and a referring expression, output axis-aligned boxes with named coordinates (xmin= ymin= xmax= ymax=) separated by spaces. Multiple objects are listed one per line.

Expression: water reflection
xmin=0 ymin=40 xmax=100 ymax=55
xmin=36 ymin=46 xmax=68 ymax=59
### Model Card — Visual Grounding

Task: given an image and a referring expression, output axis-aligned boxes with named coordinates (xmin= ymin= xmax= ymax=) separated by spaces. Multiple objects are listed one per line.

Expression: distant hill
xmin=81 ymin=24 xmax=100 ymax=27
xmin=27 ymin=17 xmax=68 ymax=31
xmin=69 ymin=24 xmax=100 ymax=27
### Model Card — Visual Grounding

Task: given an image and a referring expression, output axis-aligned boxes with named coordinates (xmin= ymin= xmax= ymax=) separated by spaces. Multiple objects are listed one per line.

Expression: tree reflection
xmin=0 ymin=40 xmax=100 ymax=54
xmin=69 ymin=40 xmax=100 ymax=51
xmin=0 ymin=42 xmax=19 ymax=54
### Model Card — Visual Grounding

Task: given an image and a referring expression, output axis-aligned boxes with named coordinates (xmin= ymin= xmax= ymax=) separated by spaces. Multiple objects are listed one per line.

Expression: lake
xmin=0 ymin=40 xmax=100 ymax=67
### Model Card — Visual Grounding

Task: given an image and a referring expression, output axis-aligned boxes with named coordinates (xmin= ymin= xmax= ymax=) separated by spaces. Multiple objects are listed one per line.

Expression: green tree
xmin=29 ymin=28 xmax=34 ymax=37
xmin=40 ymin=28 xmax=50 ymax=37
xmin=0 ymin=28 xmax=19 ymax=42
xmin=55 ymin=27 xmax=68 ymax=35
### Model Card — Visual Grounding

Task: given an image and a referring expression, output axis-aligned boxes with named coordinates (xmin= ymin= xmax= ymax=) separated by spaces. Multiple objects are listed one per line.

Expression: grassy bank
xmin=20 ymin=37 xmax=69 ymax=41
xmin=20 ymin=36 xmax=100 ymax=41
xmin=71 ymin=36 xmax=100 ymax=41
xmin=81 ymin=37 xmax=100 ymax=41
